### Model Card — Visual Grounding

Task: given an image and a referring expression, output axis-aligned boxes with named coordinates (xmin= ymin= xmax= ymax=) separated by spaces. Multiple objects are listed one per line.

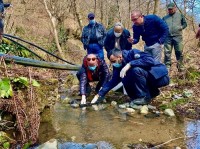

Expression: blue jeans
xmin=122 ymin=67 xmax=169 ymax=100
xmin=87 ymin=43 xmax=104 ymax=60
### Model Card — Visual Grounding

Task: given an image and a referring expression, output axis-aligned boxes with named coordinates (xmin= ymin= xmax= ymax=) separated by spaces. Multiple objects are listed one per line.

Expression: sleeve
xmin=104 ymin=32 xmax=111 ymax=52
xmin=181 ymin=14 xmax=187 ymax=29
xmin=133 ymin=26 xmax=140 ymax=44
xmin=98 ymin=68 xmax=121 ymax=97
xmin=78 ymin=68 xmax=88 ymax=95
xmin=4 ymin=3 xmax=11 ymax=8
xmin=101 ymin=61 xmax=110 ymax=86
xmin=156 ymin=16 xmax=169 ymax=44
xmin=81 ymin=27 xmax=87 ymax=45
xmin=102 ymin=25 xmax=107 ymax=46
xmin=125 ymin=30 xmax=133 ymax=50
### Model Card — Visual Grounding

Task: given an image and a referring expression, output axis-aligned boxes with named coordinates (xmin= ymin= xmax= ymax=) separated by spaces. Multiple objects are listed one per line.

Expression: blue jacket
xmin=77 ymin=57 xmax=110 ymax=95
xmin=98 ymin=49 xmax=168 ymax=97
xmin=0 ymin=1 xmax=11 ymax=13
xmin=133 ymin=15 xmax=169 ymax=46
xmin=81 ymin=22 xmax=106 ymax=49
xmin=104 ymin=28 xmax=132 ymax=53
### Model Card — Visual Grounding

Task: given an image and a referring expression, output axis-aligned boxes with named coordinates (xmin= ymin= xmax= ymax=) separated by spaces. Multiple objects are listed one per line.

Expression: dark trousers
xmin=87 ymin=43 xmax=104 ymax=60
xmin=122 ymin=67 xmax=169 ymax=100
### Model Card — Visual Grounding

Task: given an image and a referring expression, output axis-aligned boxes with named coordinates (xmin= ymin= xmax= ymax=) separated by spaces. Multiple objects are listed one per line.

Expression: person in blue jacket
xmin=104 ymin=22 xmax=132 ymax=58
xmin=0 ymin=0 xmax=11 ymax=42
xmin=91 ymin=48 xmax=170 ymax=105
xmin=128 ymin=10 xmax=169 ymax=62
xmin=76 ymin=54 xmax=110 ymax=107
xmin=81 ymin=13 xmax=106 ymax=60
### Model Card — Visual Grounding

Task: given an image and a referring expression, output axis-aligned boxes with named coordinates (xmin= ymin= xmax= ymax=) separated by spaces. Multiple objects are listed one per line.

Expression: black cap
xmin=88 ymin=12 xmax=95 ymax=19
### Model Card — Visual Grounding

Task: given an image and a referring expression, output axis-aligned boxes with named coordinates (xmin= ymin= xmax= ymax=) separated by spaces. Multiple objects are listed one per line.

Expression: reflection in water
xmin=186 ymin=120 xmax=200 ymax=149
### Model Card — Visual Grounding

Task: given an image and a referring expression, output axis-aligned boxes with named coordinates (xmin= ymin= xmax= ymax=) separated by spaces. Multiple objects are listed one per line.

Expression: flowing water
xmin=39 ymin=99 xmax=197 ymax=148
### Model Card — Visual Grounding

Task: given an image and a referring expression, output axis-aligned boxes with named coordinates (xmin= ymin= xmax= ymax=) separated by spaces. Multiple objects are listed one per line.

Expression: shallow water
xmin=39 ymin=101 xmax=189 ymax=148
xmin=185 ymin=120 xmax=200 ymax=149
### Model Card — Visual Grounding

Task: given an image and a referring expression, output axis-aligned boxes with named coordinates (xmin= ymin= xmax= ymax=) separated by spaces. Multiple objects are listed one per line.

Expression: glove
xmin=91 ymin=94 xmax=99 ymax=104
xmin=81 ymin=95 xmax=86 ymax=110
xmin=120 ymin=63 xmax=131 ymax=78
xmin=160 ymin=44 xmax=164 ymax=49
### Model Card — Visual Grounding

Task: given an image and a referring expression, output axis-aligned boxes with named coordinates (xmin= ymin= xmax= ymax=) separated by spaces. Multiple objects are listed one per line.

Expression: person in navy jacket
xmin=91 ymin=48 xmax=170 ymax=105
xmin=104 ymin=22 xmax=132 ymax=58
xmin=128 ymin=10 xmax=169 ymax=62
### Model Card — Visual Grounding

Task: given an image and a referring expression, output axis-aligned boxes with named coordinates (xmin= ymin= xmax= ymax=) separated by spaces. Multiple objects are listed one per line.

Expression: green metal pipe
xmin=0 ymin=53 xmax=81 ymax=70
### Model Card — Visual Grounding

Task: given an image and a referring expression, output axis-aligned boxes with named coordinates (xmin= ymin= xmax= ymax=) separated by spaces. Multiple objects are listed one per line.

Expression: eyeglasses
xmin=87 ymin=58 xmax=96 ymax=61
xmin=131 ymin=15 xmax=141 ymax=22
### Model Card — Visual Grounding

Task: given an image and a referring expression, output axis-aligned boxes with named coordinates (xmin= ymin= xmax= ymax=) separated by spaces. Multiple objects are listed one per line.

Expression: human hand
xmin=127 ymin=37 xmax=134 ymax=44
xmin=91 ymin=94 xmax=99 ymax=103
xmin=120 ymin=63 xmax=131 ymax=78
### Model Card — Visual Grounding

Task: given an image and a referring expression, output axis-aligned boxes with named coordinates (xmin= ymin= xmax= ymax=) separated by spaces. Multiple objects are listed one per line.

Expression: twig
xmin=149 ymin=135 xmax=195 ymax=149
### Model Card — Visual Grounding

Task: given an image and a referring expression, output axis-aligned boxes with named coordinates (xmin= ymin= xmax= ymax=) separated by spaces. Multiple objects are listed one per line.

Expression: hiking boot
xmin=131 ymin=97 xmax=150 ymax=105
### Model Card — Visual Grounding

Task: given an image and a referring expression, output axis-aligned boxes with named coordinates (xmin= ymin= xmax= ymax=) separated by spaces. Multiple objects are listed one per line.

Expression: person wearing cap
xmin=127 ymin=10 xmax=169 ymax=62
xmin=104 ymin=22 xmax=132 ymax=58
xmin=90 ymin=48 xmax=170 ymax=106
xmin=76 ymin=54 xmax=110 ymax=108
xmin=0 ymin=0 xmax=11 ymax=42
xmin=81 ymin=13 xmax=106 ymax=60
xmin=163 ymin=3 xmax=187 ymax=71
xmin=196 ymin=24 xmax=200 ymax=47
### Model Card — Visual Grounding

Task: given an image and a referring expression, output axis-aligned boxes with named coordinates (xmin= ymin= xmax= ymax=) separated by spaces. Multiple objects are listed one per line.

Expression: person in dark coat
xmin=91 ymin=48 xmax=170 ymax=105
xmin=76 ymin=54 xmax=110 ymax=107
xmin=0 ymin=0 xmax=11 ymax=42
xmin=81 ymin=13 xmax=106 ymax=60
xmin=128 ymin=10 xmax=169 ymax=62
xmin=104 ymin=22 xmax=132 ymax=58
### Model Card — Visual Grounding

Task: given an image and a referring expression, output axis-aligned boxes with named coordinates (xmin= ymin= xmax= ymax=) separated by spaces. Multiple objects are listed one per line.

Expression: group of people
xmin=77 ymin=3 xmax=189 ymax=109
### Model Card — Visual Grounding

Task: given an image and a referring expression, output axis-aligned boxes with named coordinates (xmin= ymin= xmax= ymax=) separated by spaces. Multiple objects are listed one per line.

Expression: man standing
xmin=104 ymin=22 xmax=132 ymax=58
xmin=76 ymin=54 xmax=110 ymax=107
xmin=128 ymin=10 xmax=169 ymax=62
xmin=81 ymin=13 xmax=106 ymax=60
xmin=163 ymin=3 xmax=187 ymax=71
xmin=0 ymin=0 xmax=11 ymax=42
xmin=91 ymin=48 xmax=170 ymax=106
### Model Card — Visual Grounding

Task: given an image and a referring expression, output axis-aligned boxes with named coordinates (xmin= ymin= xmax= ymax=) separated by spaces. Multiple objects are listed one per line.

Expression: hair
xmin=199 ymin=24 xmax=200 ymax=27
xmin=114 ymin=22 xmax=124 ymax=29
xmin=131 ymin=10 xmax=142 ymax=17
xmin=108 ymin=48 xmax=122 ymax=59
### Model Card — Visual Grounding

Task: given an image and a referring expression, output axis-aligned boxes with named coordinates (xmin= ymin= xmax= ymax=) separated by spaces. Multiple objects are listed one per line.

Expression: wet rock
xmin=164 ymin=109 xmax=175 ymax=117
xmin=140 ymin=105 xmax=148 ymax=114
xmin=126 ymin=108 xmax=135 ymax=113
xmin=36 ymin=139 xmax=57 ymax=149
xmin=118 ymin=103 xmax=129 ymax=109
xmin=147 ymin=105 xmax=157 ymax=110
xmin=111 ymin=101 xmax=117 ymax=107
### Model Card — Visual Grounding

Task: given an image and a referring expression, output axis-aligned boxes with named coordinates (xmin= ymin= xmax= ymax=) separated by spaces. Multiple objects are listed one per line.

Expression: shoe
xmin=131 ymin=97 xmax=150 ymax=105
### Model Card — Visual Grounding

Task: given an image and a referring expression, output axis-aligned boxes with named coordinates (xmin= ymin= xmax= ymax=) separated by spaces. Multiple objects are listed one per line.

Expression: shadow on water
xmin=185 ymin=120 xmax=200 ymax=149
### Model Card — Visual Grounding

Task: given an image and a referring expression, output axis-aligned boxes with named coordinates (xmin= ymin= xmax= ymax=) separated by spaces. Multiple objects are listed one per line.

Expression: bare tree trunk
xmin=73 ymin=0 xmax=83 ymax=31
xmin=128 ymin=0 xmax=131 ymax=29
xmin=146 ymin=0 xmax=151 ymax=14
xmin=43 ymin=0 xmax=64 ymax=59
xmin=100 ymin=0 xmax=103 ymax=23
xmin=116 ymin=0 xmax=122 ymax=22
xmin=94 ymin=0 xmax=97 ymax=14
xmin=153 ymin=0 xmax=159 ymax=15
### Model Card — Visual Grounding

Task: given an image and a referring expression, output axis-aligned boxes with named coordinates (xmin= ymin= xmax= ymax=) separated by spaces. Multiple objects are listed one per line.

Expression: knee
xmin=131 ymin=67 xmax=145 ymax=75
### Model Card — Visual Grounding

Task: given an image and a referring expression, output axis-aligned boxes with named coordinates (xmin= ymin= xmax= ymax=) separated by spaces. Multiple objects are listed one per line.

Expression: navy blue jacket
xmin=81 ymin=22 xmax=106 ymax=49
xmin=104 ymin=28 xmax=132 ymax=53
xmin=77 ymin=57 xmax=110 ymax=95
xmin=98 ymin=49 xmax=168 ymax=97
xmin=133 ymin=15 xmax=169 ymax=46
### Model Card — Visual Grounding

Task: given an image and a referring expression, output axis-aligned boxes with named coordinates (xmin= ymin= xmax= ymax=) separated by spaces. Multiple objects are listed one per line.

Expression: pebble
xmin=164 ymin=109 xmax=175 ymax=117
xmin=140 ymin=105 xmax=148 ymax=114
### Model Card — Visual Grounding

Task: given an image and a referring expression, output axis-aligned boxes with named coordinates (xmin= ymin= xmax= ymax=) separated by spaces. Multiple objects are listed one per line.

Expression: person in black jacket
xmin=76 ymin=54 xmax=110 ymax=107
xmin=0 ymin=0 xmax=11 ymax=42
xmin=104 ymin=22 xmax=132 ymax=58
